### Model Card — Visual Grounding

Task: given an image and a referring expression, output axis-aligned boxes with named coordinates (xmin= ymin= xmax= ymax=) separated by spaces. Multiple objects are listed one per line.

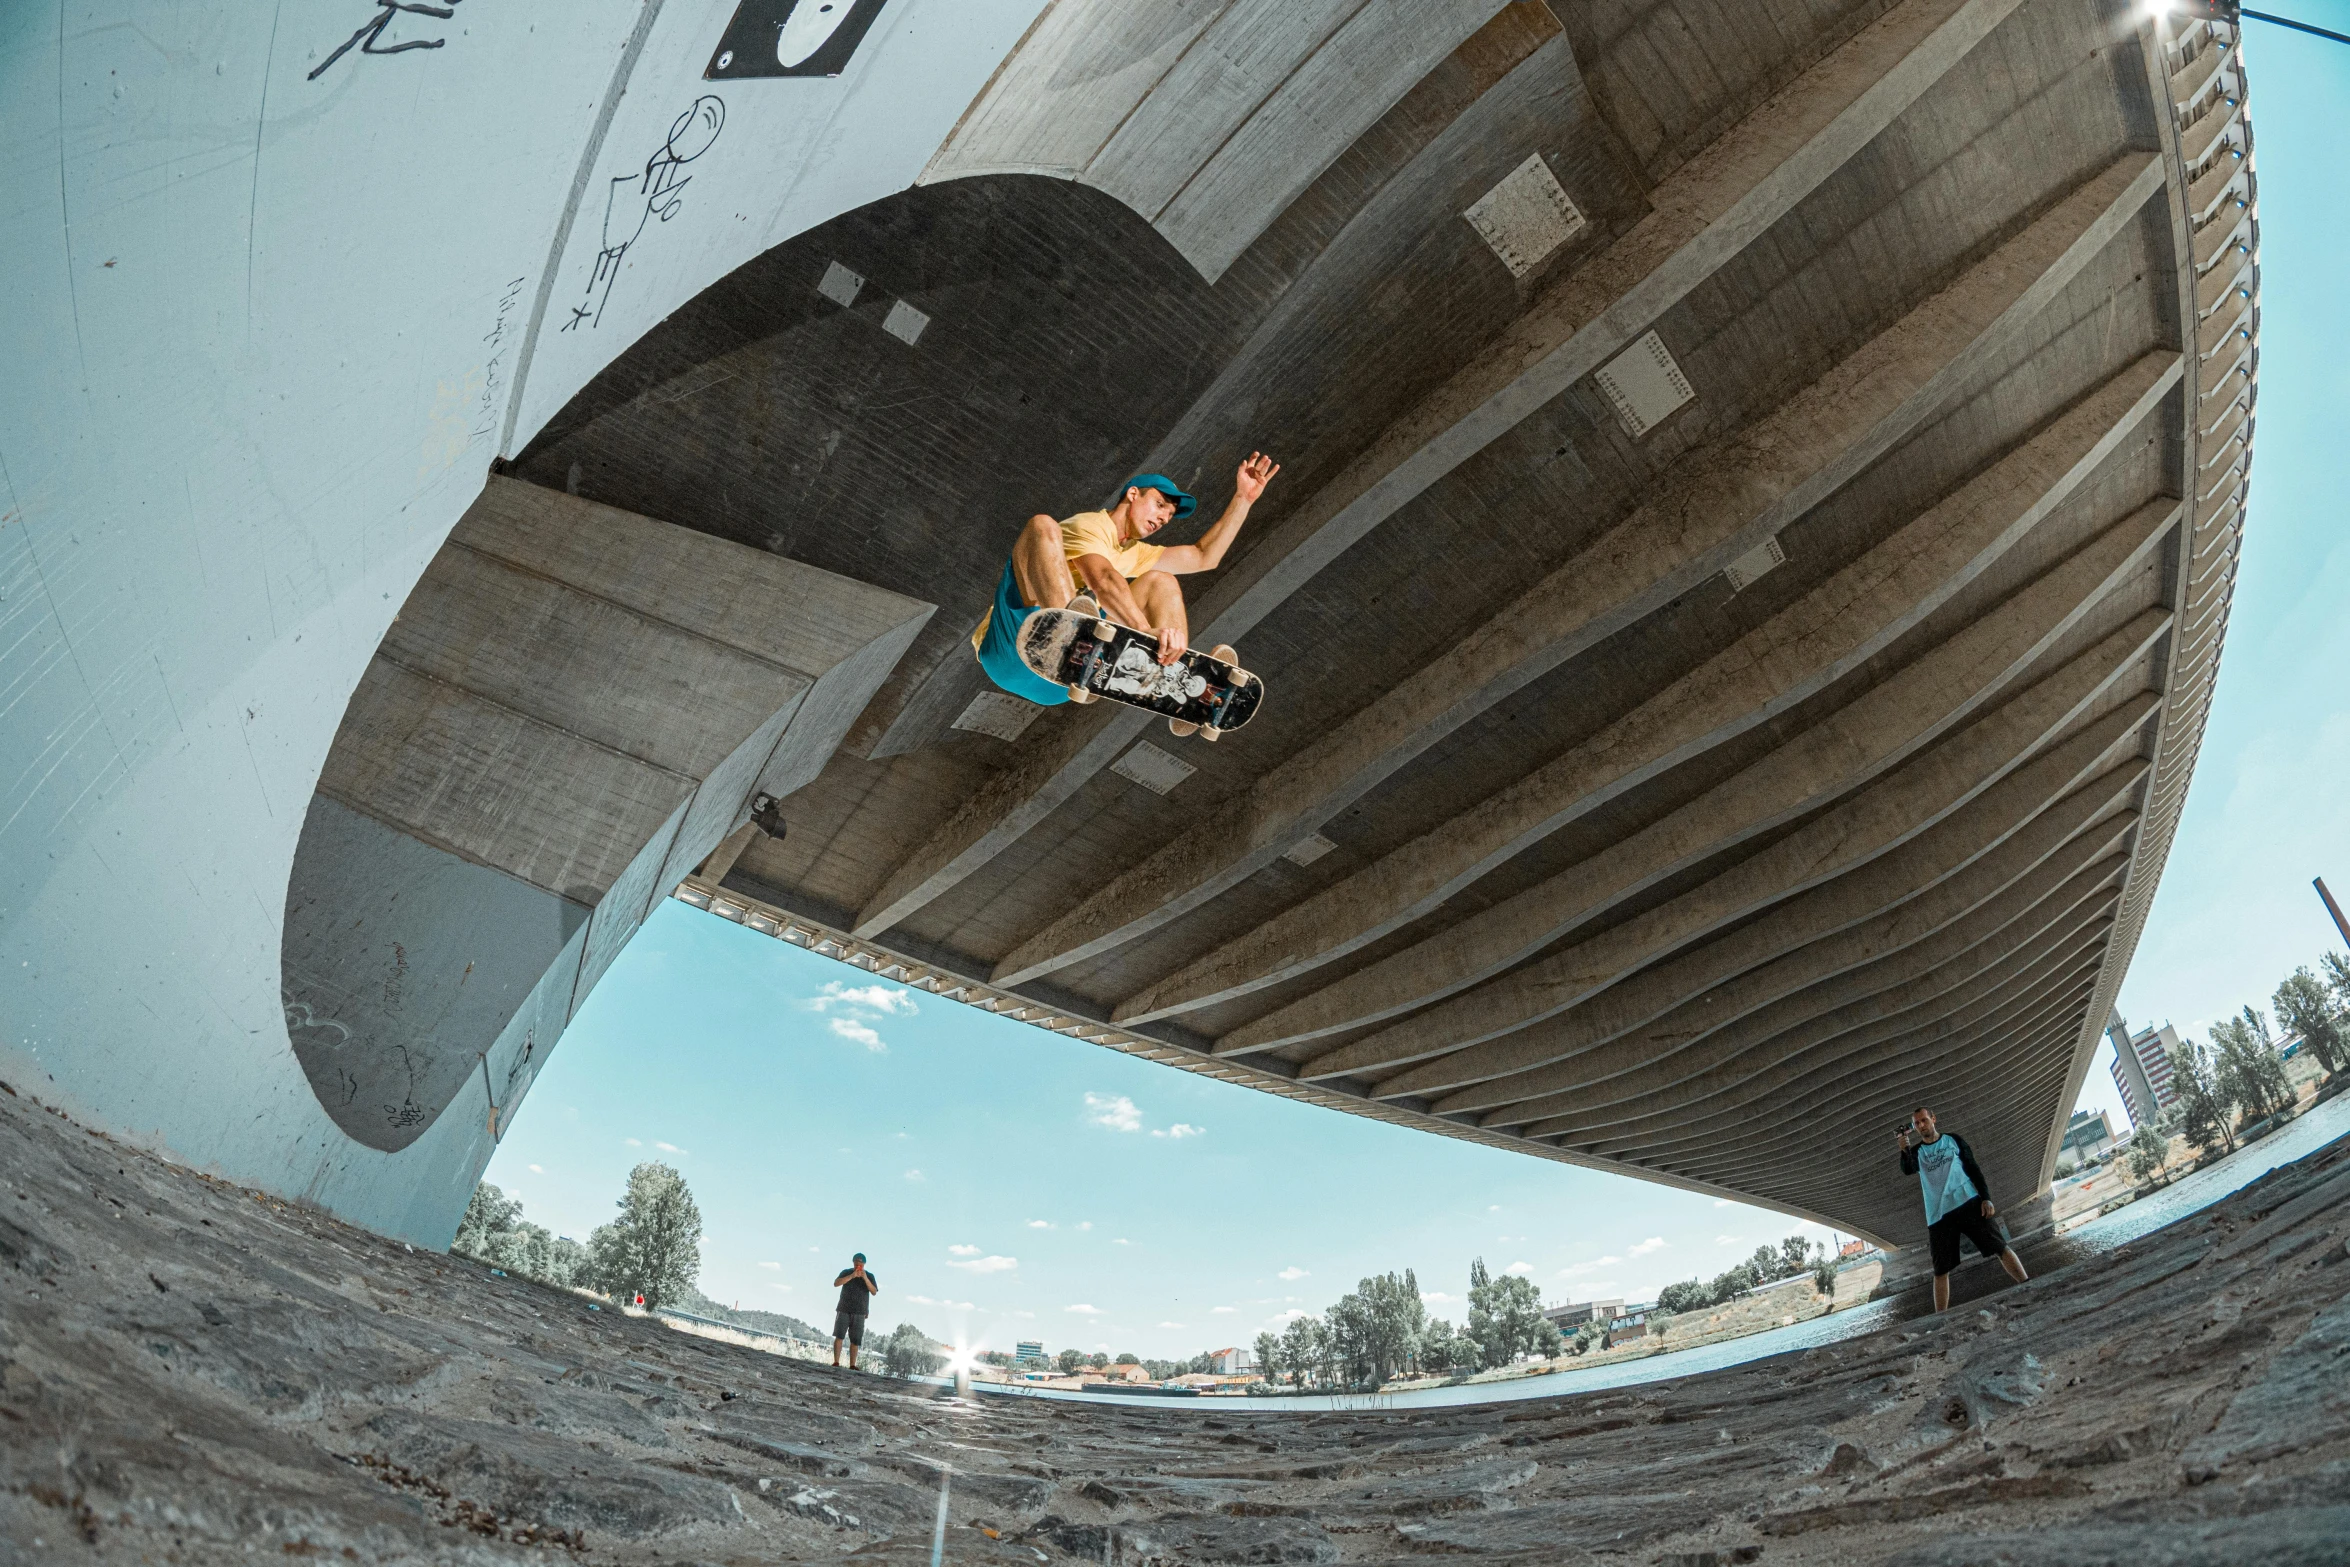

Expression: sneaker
xmin=1169 ymin=718 xmax=1199 ymax=738
xmin=1066 ymin=592 xmax=1101 ymax=620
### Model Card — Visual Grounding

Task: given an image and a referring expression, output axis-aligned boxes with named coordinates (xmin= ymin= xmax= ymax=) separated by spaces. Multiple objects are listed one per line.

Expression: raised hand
xmin=1233 ymin=451 xmax=1280 ymax=504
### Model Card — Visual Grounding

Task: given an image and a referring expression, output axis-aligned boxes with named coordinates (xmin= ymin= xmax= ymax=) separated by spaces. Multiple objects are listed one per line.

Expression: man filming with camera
xmin=1898 ymin=1106 xmax=2030 ymax=1312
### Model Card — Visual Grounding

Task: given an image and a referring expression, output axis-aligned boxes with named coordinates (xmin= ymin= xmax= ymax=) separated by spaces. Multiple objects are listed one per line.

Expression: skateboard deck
xmin=1016 ymin=609 xmax=1264 ymax=733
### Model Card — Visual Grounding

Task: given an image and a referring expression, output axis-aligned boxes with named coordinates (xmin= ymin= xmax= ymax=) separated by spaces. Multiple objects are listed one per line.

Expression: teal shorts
xmin=974 ymin=560 xmax=1071 ymax=707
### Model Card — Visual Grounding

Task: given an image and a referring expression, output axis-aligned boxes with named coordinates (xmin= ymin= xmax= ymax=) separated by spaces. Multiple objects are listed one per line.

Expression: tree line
xmin=454 ymin=1161 xmax=949 ymax=1377
xmin=1243 ymin=1258 xmax=1560 ymax=1391
xmin=2122 ymin=953 xmax=2344 ymax=1182
xmin=1654 ymin=1234 xmax=1839 ymax=1317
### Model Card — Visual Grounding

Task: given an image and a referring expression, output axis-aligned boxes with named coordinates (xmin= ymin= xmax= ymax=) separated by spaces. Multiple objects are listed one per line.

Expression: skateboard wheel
xmin=1093 ymin=619 xmax=1115 ymax=640
xmin=1199 ymin=725 xmax=1221 ymax=742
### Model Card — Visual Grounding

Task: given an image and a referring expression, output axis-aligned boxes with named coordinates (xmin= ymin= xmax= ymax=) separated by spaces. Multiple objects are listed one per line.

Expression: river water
xmin=963 ymin=1092 xmax=2350 ymax=1414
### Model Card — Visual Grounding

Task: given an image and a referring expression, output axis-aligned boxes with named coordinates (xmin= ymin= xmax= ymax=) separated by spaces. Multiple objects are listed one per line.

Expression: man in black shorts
xmin=1898 ymin=1107 xmax=2029 ymax=1311
xmin=831 ymin=1252 xmax=878 ymax=1368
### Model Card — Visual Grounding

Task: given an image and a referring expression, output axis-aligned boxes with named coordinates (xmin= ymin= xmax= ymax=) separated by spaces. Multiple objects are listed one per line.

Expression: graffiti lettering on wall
xmin=706 ymin=0 xmax=890 ymax=80
xmin=475 ymin=275 xmax=529 ymax=442
xmin=309 ymin=1 xmax=468 ymax=81
xmin=562 ymin=97 xmax=726 ymax=333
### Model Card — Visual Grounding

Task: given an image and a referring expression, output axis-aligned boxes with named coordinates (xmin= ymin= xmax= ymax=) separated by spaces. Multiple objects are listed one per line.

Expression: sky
xmin=484 ymin=20 xmax=2350 ymax=1362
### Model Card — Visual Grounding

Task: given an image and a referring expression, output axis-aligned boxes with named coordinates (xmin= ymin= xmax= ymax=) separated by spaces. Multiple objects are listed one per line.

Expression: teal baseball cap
xmin=1119 ymin=472 xmax=1196 ymax=519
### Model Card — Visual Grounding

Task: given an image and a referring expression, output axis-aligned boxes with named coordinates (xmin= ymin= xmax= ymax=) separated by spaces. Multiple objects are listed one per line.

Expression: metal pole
xmin=2244 ymin=9 xmax=2350 ymax=47
xmin=930 ymin=1465 xmax=952 ymax=1567
xmin=2315 ymin=878 xmax=2350 ymax=949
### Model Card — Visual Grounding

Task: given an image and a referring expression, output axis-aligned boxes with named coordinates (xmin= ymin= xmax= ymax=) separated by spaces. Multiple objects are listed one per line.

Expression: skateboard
xmin=1016 ymin=609 xmax=1264 ymax=736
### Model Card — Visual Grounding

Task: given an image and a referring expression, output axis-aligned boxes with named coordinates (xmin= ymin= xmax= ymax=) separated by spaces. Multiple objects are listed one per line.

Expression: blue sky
xmin=484 ymin=23 xmax=2350 ymax=1360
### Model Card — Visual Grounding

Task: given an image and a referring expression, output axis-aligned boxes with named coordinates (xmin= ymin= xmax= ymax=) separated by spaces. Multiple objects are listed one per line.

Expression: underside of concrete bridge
xmin=3 ymin=0 xmax=2256 ymax=1249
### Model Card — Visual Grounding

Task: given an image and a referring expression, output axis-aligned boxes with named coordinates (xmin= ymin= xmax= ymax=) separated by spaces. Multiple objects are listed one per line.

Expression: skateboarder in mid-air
xmin=972 ymin=454 xmax=1279 ymax=734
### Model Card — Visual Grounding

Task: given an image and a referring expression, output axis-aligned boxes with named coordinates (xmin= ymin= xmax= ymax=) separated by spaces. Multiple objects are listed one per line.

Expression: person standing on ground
xmin=970 ymin=455 xmax=1279 ymax=735
xmin=1898 ymin=1107 xmax=2030 ymax=1312
xmin=831 ymin=1253 xmax=878 ymax=1369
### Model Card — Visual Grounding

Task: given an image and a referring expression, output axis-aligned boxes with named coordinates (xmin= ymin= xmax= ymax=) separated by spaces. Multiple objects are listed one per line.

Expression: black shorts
xmin=1927 ymin=1197 xmax=2008 ymax=1276
xmin=832 ymin=1311 xmax=866 ymax=1346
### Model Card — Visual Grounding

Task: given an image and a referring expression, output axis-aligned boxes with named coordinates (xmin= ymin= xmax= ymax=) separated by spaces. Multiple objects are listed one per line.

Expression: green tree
xmin=1279 ymin=1315 xmax=1322 ymax=1387
xmin=1656 ymin=1279 xmax=1709 ymax=1314
xmin=2273 ymin=966 xmax=2344 ymax=1079
xmin=2170 ymin=1038 xmax=2236 ymax=1157
xmin=2127 ymin=1122 xmax=2170 ymax=1186
xmin=1114 ymin=1352 xmax=1140 ymax=1365
xmin=1466 ymin=1259 xmax=1556 ymax=1369
xmin=586 ymin=1162 xmax=701 ymax=1311
xmin=1055 ymin=1348 xmax=1084 ymax=1374
xmin=453 ymin=1182 xmax=590 ymax=1289
xmin=1778 ymin=1235 xmax=1812 ymax=1279
xmin=1418 ymin=1317 xmax=1471 ymax=1374
xmin=881 ymin=1323 xmax=945 ymax=1379
xmin=1809 ymin=1247 xmax=1840 ymax=1299
xmin=1252 ymin=1331 xmax=1282 ymax=1385
xmin=2214 ymin=1009 xmax=2291 ymax=1125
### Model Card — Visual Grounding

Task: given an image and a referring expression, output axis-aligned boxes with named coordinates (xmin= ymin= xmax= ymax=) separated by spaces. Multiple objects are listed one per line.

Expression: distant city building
xmin=1544 ymin=1299 xmax=1623 ymax=1329
xmin=1837 ymin=1239 xmax=1868 ymax=1259
xmin=2107 ymin=1011 xmax=2182 ymax=1128
xmin=2060 ymin=1109 xmax=2117 ymax=1163
xmin=1013 ymin=1340 xmax=1047 ymax=1367
xmin=1204 ymin=1346 xmax=1243 ymax=1375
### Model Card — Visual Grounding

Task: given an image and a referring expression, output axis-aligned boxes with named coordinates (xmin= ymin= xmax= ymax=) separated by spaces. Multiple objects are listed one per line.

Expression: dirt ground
xmin=3 ymin=1083 xmax=2347 ymax=1564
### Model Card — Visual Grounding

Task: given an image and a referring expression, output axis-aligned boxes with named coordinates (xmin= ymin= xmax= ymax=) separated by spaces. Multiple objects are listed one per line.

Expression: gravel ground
xmin=2 ymin=1082 xmax=2346 ymax=1565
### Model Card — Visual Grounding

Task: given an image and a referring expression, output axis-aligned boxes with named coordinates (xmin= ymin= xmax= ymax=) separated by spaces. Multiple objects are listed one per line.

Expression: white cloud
xmin=907 ymin=1293 xmax=938 ymax=1305
xmin=948 ymin=1244 xmax=980 ymax=1257
xmin=1158 ymin=1321 xmax=1186 ymax=1329
xmin=948 ymin=1255 xmax=1019 ymax=1274
xmin=1084 ymin=1092 xmax=1143 ymax=1132
xmin=654 ymin=1141 xmax=682 ymax=1153
xmin=803 ymin=981 xmax=917 ymax=1016
xmin=1028 ymin=1219 xmax=1055 ymax=1230
xmin=903 ymin=1168 xmax=925 ymax=1182
xmin=1504 ymin=1261 xmax=1534 ymax=1276
xmin=1212 ymin=1306 xmax=1237 ymax=1314
xmin=1488 ymin=1204 xmax=1502 ymax=1213
xmin=829 ymin=1017 xmax=886 ymax=1051
xmin=1559 ymin=1257 xmax=1620 ymax=1277
xmin=527 ymin=1164 xmax=544 ymax=1174
xmin=625 ymin=1138 xmax=642 ymax=1147
xmin=946 ymin=1299 xmax=974 ymax=1311
xmin=1630 ymin=1237 xmax=1667 ymax=1256
xmin=1278 ymin=1266 xmax=1308 ymax=1281
xmin=1714 ymin=1200 xmax=1734 ymax=1208
xmin=1065 ymin=1304 xmax=1102 ymax=1316
xmin=1269 ymin=1308 xmax=1309 ymax=1324
xmin=1078 ymin=1221 xmax=1093 ymax=1231
xmin=1715 ymin=1235 xmax=1742 ymax=1246
xmin=1151 ymin=1123 xmax=1204 ymax=1140
xmin=1013 ymin=1310 xmax=1036 ymax=1319
xmin=757 ymin=1261 xmax=781 ymax=1271
xmin=769 ymin=1283 xmax=794 ymax=1293
xmin=1424 ymin=1291 xmax=1457 ymax=1304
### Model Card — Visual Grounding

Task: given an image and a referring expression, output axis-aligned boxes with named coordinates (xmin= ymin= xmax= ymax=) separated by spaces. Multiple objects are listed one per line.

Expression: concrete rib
xmin=1124 ymin=347 xmax=2178 ymax=1026
xmin=1277 ymin=518 xmax=2175 ymax=1078
xmin=1521 ymin=855 xmax=2127 ymax=1145
xmin=1452 ymin=802 xmax=2137 ymax=1121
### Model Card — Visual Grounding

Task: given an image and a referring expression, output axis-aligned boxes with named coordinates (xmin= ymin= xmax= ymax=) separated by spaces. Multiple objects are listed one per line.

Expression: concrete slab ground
xmin=4 ymin=1077 xmax=2347 ymax=1562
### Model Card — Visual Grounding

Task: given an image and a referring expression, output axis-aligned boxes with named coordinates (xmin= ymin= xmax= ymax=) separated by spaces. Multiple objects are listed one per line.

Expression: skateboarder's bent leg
xmin=1010 ymin=515 xmax=1079 ymax=612
xmin=1132 ymin=570 xmax=1191 ymax=665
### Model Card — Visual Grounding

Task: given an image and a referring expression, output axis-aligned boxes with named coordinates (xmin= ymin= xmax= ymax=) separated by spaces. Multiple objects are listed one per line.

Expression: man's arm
xmin=1899 ymin=1145 xmax=1921 ymax=1175
xmin=1073 ymin=553 xmax=1154 ymax=627
xmin=1953 ymin=1134 xmax=1994 ymax=1209
xmin=1154 ymin=453 xmax=1279 ymax=574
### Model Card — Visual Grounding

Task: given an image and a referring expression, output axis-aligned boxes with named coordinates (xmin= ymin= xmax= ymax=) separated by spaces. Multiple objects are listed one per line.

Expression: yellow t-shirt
xmin=971 ymin=512 xmax=1167 ymax=654
xmin=1058 ymin=510 xmax=1164 ymax=582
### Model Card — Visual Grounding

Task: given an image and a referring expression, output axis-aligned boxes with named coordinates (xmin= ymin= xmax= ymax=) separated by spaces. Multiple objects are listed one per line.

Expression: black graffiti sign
xmin=705 ymin=0 xmax=889 ymax=79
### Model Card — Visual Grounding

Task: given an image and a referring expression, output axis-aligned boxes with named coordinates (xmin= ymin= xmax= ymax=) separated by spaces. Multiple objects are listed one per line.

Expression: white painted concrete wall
xmin=0 ymin=0 xmax=1044 ymax=1242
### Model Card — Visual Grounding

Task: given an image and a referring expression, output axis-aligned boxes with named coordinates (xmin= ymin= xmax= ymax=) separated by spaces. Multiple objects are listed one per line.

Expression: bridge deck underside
xmin=515 ymin=0 xmax=2254 ymax=1244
